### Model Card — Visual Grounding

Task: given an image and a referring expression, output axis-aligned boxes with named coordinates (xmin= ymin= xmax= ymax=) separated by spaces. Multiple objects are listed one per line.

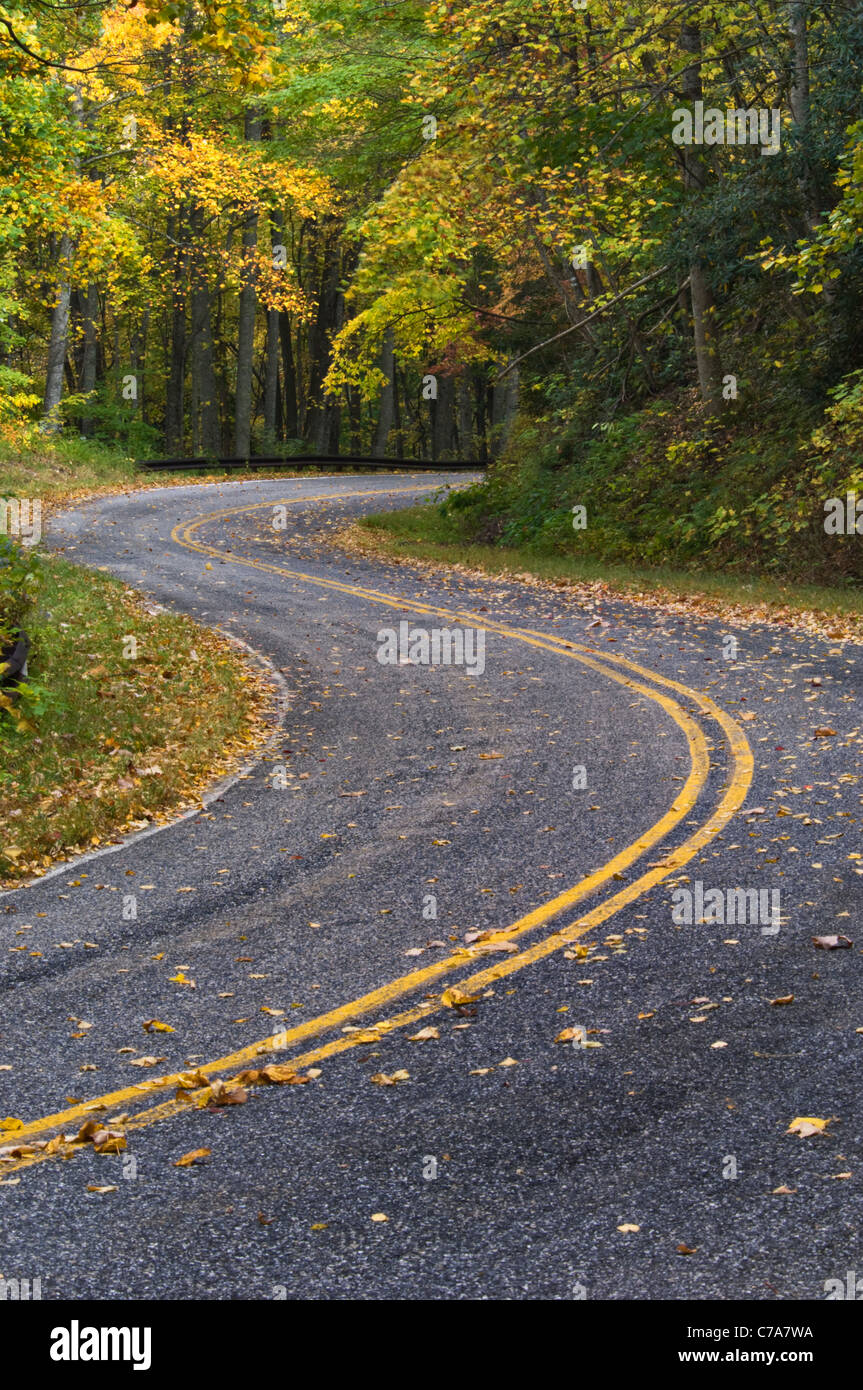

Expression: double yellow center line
xmin=0 ymin=484 xmax=752 ymax=1171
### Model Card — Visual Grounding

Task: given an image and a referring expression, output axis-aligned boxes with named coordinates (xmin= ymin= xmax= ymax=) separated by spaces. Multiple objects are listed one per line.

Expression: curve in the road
xmin=3 ymin=484 xmax=753 ymax=1174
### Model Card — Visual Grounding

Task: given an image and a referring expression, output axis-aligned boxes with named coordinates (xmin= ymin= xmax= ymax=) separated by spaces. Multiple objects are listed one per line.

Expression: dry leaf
xmin=787 ymin=1116 xmax=830 ymax=1137
xmin=617 ymin=1223 xmax=640 ymax=1233
xmin=677 ymin=1244 xmax=698 ymax=1255
xmin=408 ymin=1026 xmax=439 ymax=1041
xmin=499 ymin=1057 xmax=519 ymax=1068
xmin=812 ymin=935 xmax=852 ymax=950
xmin=770 ymin=994 xmax=794 ymax=1006
xmin=128 ymin=1055 xmax=166 ymax=1068
xmin=92 ymin=1128 xmax=126 ymax=1154
xmin=370 ymin=1212 xmax=388 ymax=1223
xmin=174 ymin=1148 xmax=211 ymax=1167
xmin=143 ymin=1019 xmax=175 ymax=1033
xmin=87 ymin=1184 xmax=118 ymax=1193
xmin=208 ymin=1080 xmax=247 ymax=1106
xmin=441 ymin=987 xmax=479 ymax=1008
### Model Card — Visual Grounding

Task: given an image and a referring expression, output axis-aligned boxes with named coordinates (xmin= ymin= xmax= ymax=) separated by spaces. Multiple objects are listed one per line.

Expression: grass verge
xmin=0 ymin=554 xmax=274 ymax=889
xmin=344 ymin=502 xmax=863 ymax=642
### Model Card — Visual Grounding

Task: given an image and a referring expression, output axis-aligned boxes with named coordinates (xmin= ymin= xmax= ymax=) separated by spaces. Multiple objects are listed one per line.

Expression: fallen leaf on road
xmin=87 ymin=1184 xmax=118 ymax=1193
xmin=617 ymin=1223 xmax=640 ymax=1233
xmin=208 ymin=1080 xmax=247 ymax=1106
xmin=499 ymin=1057 xmax=518 ymax=1068
xmin=371 ymin=1212 xmax=388 ymax=1223
xmin=128 ymin=1056 xmax=166 ymax=1068
xmin=812 ymin=935 xmax=852 ymax=949
xmin=370 ymin=1070 xmax=409 ymax=1086
xmin=408 ymin=1026 xmax=439 ymax=1041
xmin=788 ymin=1116 xmax=831 ymax=1137
xmin=770 ymin=995 xmax=794 ymax=1006
xmin=143 ymin=1019 xmax=175 ymax=1033
xmin=772 ymin=1185 xmax=796 ymax=1194
xmin=441 ymin=987 xmax=479 ymax=1008
xmin=174 ymin=1148 xmax=210 ymax=1167
xmin=92 ymin=1128 xmax=126 ymax=1153
xmin=233 ymin=1066 xmax=310 ymax=1086
xmin=677 ymin=1244 xmax=697 ymax=1255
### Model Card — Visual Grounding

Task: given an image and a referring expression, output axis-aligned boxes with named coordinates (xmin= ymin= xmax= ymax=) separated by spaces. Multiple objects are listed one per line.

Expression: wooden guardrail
xmin=138 ymin=454 xmax=487 ymax=472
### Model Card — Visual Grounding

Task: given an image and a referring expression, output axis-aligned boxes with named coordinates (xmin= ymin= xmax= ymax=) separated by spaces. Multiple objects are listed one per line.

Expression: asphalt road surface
xmin=2 ymin=473 xmax=861 ymax=1301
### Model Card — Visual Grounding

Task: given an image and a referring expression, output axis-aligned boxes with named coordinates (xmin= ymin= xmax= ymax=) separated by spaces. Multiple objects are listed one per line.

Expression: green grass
xmin=0 ymin=553 xmax=268 ymax=886
xmin=355 ymin=503 xmax=863 ymax=627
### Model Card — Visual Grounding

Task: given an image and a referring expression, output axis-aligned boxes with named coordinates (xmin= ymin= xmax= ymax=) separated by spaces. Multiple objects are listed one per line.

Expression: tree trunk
xmin=372 ymin=326 xmax=395 ymax=458
xmin=165 ymin=210 xmax=187 ymax=454
xmin=348 ymin=384 xmax=362 ymax=453
xmin=679 ymin=22 xmax=725 ymax=416
xmin=189 ymin=209 xmax=220 ymax=457
xmin=279 ymin=312 xmax=298 ymax=438
xmin=41 ymin=233 xmax=75 ymax=432
xmin=79 ymin=282 xmax=99 ymax=435
xmin=456 ymin=376 xmax=473 ymax=459
xmin=234 ymin=108 xmax=261 ymax=457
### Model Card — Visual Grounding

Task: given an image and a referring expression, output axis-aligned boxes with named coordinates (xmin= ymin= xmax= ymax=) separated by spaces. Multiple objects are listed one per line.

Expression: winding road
xmin=2 ymin=473 xmax=861 ymax=1300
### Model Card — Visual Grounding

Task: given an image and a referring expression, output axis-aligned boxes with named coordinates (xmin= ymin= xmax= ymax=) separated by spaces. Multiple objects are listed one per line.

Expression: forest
xmin=1 ymin=1 xmax=862 ymax=579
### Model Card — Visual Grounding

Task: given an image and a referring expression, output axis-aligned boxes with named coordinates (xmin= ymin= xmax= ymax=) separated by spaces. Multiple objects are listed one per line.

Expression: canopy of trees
xmin=1 ymin=1 xmax=862 ymax=495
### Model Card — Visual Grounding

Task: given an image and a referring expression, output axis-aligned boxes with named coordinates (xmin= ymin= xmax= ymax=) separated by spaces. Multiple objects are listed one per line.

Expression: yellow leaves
xmin=408 ymin=1026 xmax=439 ymax=1041
xmin=75 ymin=1122 xmax=126 ymax=1154
xmin=232 ymin=1065 xmax=310 ymax=1086
xmin=207 ymin=1080 xmax=247 ymax=1107
xmin=370 ymin=1212 xmax=388 ymax=1223
xmin=143 ymin=1019 xmax=175 ymax=1033
xmin=370 ymin=1070 xmax=410 ymax=1086
xmin=441 ymin=987 xmax=479 ymax=1008
xmin=617 ymin=1223 xmax=640 ymax=1234
xmin=787 ymin=1116 xmax=831 ymax=1137
xmin=87 ymin=1184 xmax=118 ymax=1194
xmin=0 ymin=1117 xmax=24 ymax=1134
xmin=128 ymin=1055 xmax=167 ymax=1068
xmin=169 ymin=970 xmax=196 ymax=987
xmin=174 ymin=1148 xmax=211 ymax=1168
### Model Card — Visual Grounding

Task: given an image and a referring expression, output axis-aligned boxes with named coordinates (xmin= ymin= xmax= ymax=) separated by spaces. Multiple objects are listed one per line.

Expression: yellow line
xmin=0 ymin=486 xmax=752 ymax=1170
